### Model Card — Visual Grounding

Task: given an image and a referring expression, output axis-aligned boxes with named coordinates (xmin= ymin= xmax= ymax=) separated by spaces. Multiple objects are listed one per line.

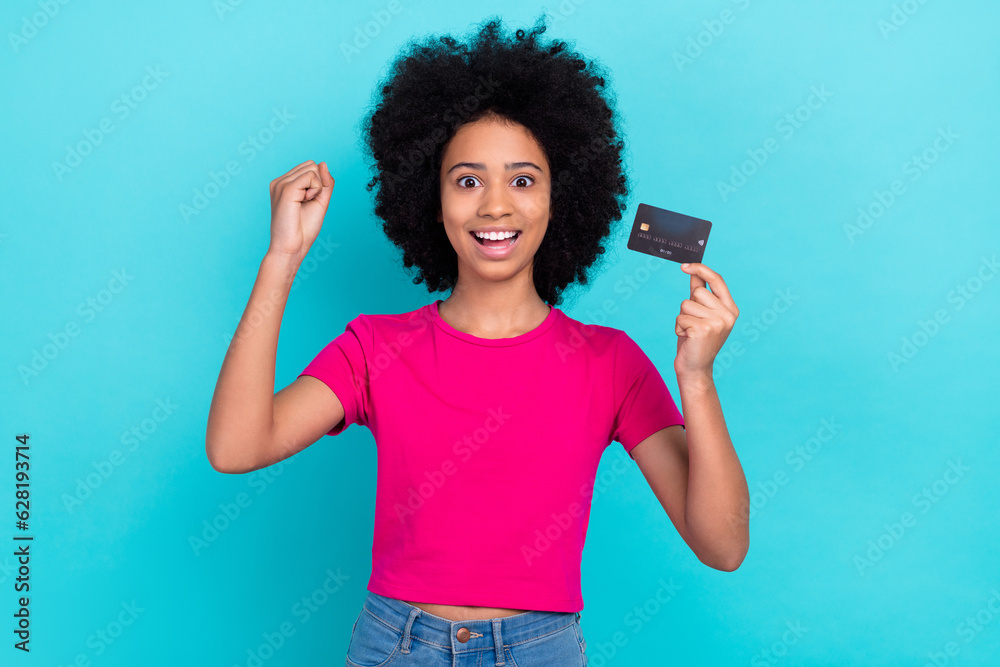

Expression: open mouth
xmin=470 ymin=231 xmax=520 ymax=248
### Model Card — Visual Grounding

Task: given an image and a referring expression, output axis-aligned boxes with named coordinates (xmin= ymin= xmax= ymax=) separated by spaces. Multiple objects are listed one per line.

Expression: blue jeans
xmin=345 ymin=591 xmax=588 ymax=666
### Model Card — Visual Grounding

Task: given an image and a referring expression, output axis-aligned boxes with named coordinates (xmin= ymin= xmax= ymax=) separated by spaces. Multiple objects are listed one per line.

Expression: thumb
xmin=311 ymin=161 xmax=335 ymax=209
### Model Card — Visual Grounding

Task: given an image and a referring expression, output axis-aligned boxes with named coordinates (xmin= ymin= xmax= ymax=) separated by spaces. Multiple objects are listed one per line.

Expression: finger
xmin=301 ymin=162 xmax=334 ymax=204
xmin=285 ymin=169 xmax=325 ymax=204
xmin=679 ymin=298 xmax=716 ymax=319
xmin=683 ymin=263 xmax=737 ymax=313
xmin=686 ymin=263 xmax=707 ymax=299
xmin=280 ymin=162 xmax=321 ymax=188
xmin=286 ymin=159 xmax=317 ymax=174
xmin=689 ymin=284 xmax=723 ymax=310
xmin=675 ymin=313 xmax=701 ymax=337
xmin=271 ymin=160 xmax=317 ymax=195
xmin=309 ymin=161 xmax=335 ymax=208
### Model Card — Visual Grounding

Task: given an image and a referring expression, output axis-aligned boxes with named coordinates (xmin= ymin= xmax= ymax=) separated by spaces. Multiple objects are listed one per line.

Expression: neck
xmin=438 ymin=281 xmax=550 ymax=339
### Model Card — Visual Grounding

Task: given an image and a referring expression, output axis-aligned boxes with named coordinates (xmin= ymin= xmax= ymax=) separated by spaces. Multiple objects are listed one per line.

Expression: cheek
xmin=441 ymin=191 xmax=475 ymax=218
xmin=522 ymin=197 xmax=549 ymax=221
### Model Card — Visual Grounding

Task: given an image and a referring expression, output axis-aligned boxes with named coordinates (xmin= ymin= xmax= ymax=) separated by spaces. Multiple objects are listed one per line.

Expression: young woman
xmin=207 ymin=15 xmax=749 ymax=666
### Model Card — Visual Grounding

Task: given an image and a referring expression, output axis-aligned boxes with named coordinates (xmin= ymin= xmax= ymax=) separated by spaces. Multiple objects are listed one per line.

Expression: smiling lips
xmin=470 ymin=230 xmax=521 ymax=258
xmin=472 ymin=229 xmax=519 ymax=244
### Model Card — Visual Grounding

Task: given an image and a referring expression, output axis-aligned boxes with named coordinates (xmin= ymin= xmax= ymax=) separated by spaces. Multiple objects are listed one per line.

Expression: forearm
xmin=205 ymin=251 xmax=300 ymax=472
xmin=677 ymin=370 xmax=749 ymax=569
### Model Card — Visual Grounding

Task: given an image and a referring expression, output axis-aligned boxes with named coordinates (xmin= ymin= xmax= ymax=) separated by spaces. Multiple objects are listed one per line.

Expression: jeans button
xmin=457 ymin=627 xmax=470 ymax=642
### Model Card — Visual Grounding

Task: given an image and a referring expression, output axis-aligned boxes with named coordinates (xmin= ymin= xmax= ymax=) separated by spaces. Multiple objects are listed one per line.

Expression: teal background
xmin=2 ymin=0 xmax=999 ymax=664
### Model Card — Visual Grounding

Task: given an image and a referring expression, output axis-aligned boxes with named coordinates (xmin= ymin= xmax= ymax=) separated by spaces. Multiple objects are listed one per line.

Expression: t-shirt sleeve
xmin=611 ymin=331 xmax=685 ymax=459
xmin=297 ymin=314 xmax=372 ymax=436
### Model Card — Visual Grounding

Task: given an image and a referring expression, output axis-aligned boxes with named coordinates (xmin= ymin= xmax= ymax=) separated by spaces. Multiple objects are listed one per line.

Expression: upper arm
xmin=630 ymin=424 xmax=695 ymax=546
xmin=256 ymin=375 xmax=347 ymax=469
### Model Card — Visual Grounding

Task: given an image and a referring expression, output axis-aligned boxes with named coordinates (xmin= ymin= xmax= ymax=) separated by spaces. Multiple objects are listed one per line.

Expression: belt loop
xmin=400 ymin=607 xmax=421 ymax=654
xmin=492 ymin=618 xmax=505 ymax=666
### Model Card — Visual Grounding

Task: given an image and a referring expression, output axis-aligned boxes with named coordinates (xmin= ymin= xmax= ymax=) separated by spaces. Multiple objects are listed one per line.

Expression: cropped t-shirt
xmin=298 ymin=300 xmax=684 ymax=612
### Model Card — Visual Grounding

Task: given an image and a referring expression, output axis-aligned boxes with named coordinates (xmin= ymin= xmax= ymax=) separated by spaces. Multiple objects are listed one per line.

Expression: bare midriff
xmin=400 ymin=599 xmax=532 ymax=621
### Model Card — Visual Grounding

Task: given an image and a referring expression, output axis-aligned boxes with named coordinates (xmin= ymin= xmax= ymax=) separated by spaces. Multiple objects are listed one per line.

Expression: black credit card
xmin=626 ymin=203 xmax=712 ymax=264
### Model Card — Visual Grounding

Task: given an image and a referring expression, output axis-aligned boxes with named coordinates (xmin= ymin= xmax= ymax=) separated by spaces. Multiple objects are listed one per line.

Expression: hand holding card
xmin=674 ymin=260 xmax=740 ymax=375
xmin=627 ymin=203 xmax=712 ymax=264
xmin=623 ymin=203 xmax=737 ymax=376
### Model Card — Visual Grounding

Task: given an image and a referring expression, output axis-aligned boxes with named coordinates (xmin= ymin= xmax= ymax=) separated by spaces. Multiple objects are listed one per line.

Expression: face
xmin=438 ymin=115 xmax=552 ymax=283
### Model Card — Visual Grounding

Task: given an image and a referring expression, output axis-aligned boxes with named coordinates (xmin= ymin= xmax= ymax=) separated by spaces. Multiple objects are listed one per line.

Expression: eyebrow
xmin=445 ymin=161 xmax=544 ymax=175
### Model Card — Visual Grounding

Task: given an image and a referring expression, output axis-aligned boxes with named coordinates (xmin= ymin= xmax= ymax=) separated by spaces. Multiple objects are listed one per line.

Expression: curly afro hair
xmin=361 ymin=13 xmax=630 ymax=307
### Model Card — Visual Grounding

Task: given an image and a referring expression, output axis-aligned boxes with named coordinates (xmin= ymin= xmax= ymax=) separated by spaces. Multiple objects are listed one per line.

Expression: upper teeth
xmin=474 ymin=230 xmax=518 ymax=240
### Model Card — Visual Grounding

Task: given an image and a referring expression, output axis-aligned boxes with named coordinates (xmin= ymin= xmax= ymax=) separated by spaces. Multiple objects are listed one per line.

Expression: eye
xmin=455 ymin=174 xmax=535 ymax=188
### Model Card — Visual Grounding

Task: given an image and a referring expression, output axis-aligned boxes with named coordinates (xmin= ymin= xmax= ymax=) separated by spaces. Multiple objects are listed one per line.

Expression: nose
xmin=477 ymin=180 xmax=513 ymax=219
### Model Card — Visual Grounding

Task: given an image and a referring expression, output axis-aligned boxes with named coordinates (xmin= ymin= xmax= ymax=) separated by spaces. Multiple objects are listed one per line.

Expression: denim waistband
xmin=361 ymin=590 xmax=580 ymax=657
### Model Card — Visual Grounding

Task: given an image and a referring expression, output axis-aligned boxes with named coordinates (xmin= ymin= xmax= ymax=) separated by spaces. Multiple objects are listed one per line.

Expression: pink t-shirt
xmin=298 ymin=299 xmax=684 ymax=612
